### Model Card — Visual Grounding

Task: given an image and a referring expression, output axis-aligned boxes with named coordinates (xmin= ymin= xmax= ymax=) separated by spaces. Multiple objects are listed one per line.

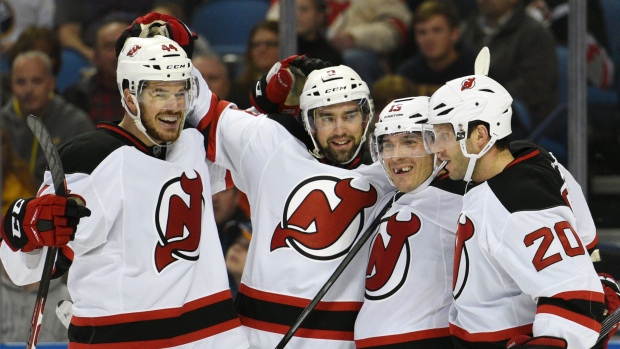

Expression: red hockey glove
xmin=1 ymin=195 xmax=91 ymax=252
xmin=506 ymin=335 xmax=567 ymax=349
xmin=115 ymin=12 xmax=197 ymax=58
xmin=593 ymin=273 xmax=620 ymax=349
xmin=251 ymin=55 xmax=332 ymax=115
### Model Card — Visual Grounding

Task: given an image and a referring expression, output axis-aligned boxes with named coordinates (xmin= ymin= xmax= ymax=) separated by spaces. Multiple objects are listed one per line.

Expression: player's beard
xmin=319 ymin=135 xmax=361 ymax=164
xmin=141 ymin=110 xmax=184 ymax=144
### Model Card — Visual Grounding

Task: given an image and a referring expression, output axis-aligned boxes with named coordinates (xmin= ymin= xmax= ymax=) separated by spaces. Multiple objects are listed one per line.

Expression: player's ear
xmin=470 ymin=123 xmax=490 ymax=150
xmin=123 ymin=88 xmax=138 ymax=115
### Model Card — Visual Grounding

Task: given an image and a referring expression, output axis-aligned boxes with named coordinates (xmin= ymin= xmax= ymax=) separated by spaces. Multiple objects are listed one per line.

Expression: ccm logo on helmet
xmin=167 ymin=64 xmax=188 ymax=69
xmin=461 ymin=77 xmax=476 ymax=91
xmin=325 ymin=86 xmax=346 ymax=93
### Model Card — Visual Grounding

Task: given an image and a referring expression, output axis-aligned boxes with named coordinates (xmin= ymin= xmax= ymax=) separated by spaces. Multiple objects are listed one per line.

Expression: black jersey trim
xmin=431 ymin=173 xmax=467 ymax=196
xmin=357 ymin=336 xmax=454 ymax=349
xmin=235 ymin=289 xmax=359 ymax=334
xmin=538 ymin=295 xmax=605 ymax=324
xmin=68 ymin=292 xmax=239 ymax=344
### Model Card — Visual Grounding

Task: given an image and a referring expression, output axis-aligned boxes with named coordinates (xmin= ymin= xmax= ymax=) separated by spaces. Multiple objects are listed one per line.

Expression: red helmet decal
xmin=461 ymin=77 xmax=476 ymax=91
xmin=126 ymin=45 xmax=142 ymax=57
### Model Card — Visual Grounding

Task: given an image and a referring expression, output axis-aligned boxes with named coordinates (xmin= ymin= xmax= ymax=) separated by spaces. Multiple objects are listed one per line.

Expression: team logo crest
xmin=453 ymin=214 xmax=475 ymax=299
xmin=461 ymin=77 xmax=476 ymax=91
xmin=127 ymin=45 xmax=142 ymax=57
xmin=271 ymin=176 xmax=377 ymax=260
xmin=154 ymin=171 xmax=204 ymax=273
xmin=365 ymin=212 xmax=421 ymax=300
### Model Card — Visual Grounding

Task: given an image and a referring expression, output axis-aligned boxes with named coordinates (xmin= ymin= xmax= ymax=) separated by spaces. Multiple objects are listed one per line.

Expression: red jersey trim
xmin=68 ymin=319 xmax=241 ymax=349
xmin=552 ymin=290 xmax=605 ymax=303
xmin=195 ymin=94 xmax=231 ymax=162
xmin=238 ymin=283 xmax=362 ymax=311
xmin=71 ymin=290 xmax=232 ymax=326
xmin=238 ymin=315 xmax=353 ymax=341
xmin=355 ymin=327 xmax=451 ymax=348
xmin=537 ymin=304 xmax=602 ymax=333
xmin=505 ymin=149 xmax=540 ymax=169
xmin=97 ymin=123 xmax=149 ymax=154
xmin=450 ymin=323 xmax=532 ymax=342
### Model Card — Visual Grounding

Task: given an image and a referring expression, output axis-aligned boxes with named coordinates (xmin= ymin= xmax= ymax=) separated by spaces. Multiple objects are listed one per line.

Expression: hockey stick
xmin=593 ymin=306 xmax=620 ymax=347
xmin=474 ymin=46 xmax=490 ymax=76
xmin=275 ymin=196 xmax=396 ymax=349
xmin=25 ymin=114 xmax=67 ymax=349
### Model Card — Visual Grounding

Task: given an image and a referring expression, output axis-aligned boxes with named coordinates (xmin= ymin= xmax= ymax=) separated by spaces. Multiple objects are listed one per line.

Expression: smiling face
xmin=134 ymin=80 xmax=190 ymax=144
xmin=379 ymin=132 xmax=434 ymax=192
xmin=429 ymin=123 xmax=470 ymax=180
xmin=313 ymin=101 xmax=366 ymax=163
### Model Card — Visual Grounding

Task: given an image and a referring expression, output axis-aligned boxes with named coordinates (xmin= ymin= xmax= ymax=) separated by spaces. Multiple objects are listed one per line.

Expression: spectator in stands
xmin=267 ymin=0 xmax=412 ymax=87
xmin=460 ymin=0 xmax=558 ymax=131
xmin=229 ymin=20 xmax=280 ymax=109
xmin=54 ymin=0 xmax=182 ymax=62
xmin=296 ymin=0 xmax=342 ymax=66
xmin=193 ymin=53 xmax=232 ymax=100
xmin=396 ymin=0 xmax=476 ymax=97
xmin=225 ymin=228 xmax=251 ymax=299
xmin=0 ymin=0 xmax=55 ymax=55
xmin=370 ymin=75 xmax=417 ymax=121
xmin=1 ymin=51 xmax=94 ymax=184
xmin=213 ymin=186 xmax=252 ymax=254
xmin=63 ymin=20 xmax=128 ymax=123
xmin=2 ymin=26 xmax=63 ymax=106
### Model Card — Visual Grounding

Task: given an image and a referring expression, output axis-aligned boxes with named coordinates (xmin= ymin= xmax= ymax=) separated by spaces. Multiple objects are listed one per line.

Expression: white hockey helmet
xmin=370 ymin=97 xmax=439 ymax=188
xmin=299 ymin=65 xmax=374 ymax=163
xmin=117 ymin=35 xmax=196 ymax=145
xmin=425 ymin=74 xmax=513 ymax=181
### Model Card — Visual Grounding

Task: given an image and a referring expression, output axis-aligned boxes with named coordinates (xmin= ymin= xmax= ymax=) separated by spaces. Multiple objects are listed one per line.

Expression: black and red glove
xmin=593 ymin=273 xmax=620 ymax=349
xmin=115 ymin=12 xmax=197 ymax=58
xmin=251 ymin=55 xmax=332 ymax=115
xmin=1 ymin=195 xmax=91 ymax=252
xmin=506 ymin=335 xmax=567 ymax=349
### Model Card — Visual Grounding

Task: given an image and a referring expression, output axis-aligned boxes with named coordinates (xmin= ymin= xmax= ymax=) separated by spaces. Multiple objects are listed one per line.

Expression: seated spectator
xmin=267 ymin=0 xmax=412 ymax=87
xmin=225 ymin=227 xmax=252 ymax=299
xmin=0 ymin=0 xmax=55 ymax=55
xmin=296 ymin=0 xmax=342 ymax=66
xmin=2 ymin=26 xmax=62 ymax=105
xmin=54 ymin=0 xmax=183 ymax=62
xmin=370 ymin=75 xmax=417 ymax=119
xmin=1 ymin=50 xmax=94 ymax=184
xmin=396 ymin=0 xmax=476 ymax=97
xmin=193 ymin=53 xmax=232 ymax=100
xmin=460 ymin=0 xmax=558 ymax=130
xmin=63 ymin=19 xmax=128 ymax=123
xmin=228 ymin=21 xmax=280 ymax=109
xmin=212 ymin=186 xmax=252 ymax=254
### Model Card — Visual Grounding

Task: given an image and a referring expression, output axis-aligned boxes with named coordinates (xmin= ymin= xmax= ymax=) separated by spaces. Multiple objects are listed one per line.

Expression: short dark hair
xmin=414 ymin=0 xmax=460 ymax=29
xmin=467 ymin=121 xmax=510 ymax=151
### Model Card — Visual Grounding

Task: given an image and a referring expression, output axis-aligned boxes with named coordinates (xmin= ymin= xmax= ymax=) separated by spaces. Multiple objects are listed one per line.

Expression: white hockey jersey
xmin=190 ymin=94 xmax=392 ymax=348
xmin=0 ymin=124 xmax=249 ymax=349
xmin=354 ymin=174 xmax=464 ymax=349
xmin=450 ymin=144 xmax=605 ymax=349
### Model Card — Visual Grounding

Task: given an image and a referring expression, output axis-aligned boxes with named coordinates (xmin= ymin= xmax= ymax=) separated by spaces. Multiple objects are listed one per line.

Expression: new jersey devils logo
xmin=154 ymin=171 xmax=204 ymax=273
xmin=271 ymin=176 xmax=377 ymax=260
xmin=453 ymin=214 xmax=475 ymax=299
xmin=365 ymin=212 xmax=421 ymax=300
xmin=461 ymin=77 xmax=476 ymax=91
xmin=126 ymin=45 xmax=142 ymax=57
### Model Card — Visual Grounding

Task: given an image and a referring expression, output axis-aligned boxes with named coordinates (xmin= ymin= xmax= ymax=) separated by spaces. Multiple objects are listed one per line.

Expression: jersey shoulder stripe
xmin=430 ymin=173 xmax=466 ymax=196
xmin=487 ymin=148 xmax=566 ymax=214
xmin=59 ymin=123 xmax=147 ymax=175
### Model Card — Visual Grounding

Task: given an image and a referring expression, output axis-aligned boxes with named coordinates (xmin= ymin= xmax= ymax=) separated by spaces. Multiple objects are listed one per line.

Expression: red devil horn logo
xmin=127 ymin=45 xmax=142 ymax=57
xmin=461 ymin=77 xmax=476 ymax=91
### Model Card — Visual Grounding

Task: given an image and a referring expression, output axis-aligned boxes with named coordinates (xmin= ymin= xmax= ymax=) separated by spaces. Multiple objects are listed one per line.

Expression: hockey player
xmin=423 ymin=74 xmax=606 ymax=348
xmin=354 ymin=97 xmax=464 ymax=348
xmin=0 ymin=35 xmax=250 ymax=348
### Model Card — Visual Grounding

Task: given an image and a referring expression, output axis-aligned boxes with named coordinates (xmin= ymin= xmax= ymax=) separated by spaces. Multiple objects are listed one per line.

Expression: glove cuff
xmin=1 ymin=198 xmax=33 ymax=251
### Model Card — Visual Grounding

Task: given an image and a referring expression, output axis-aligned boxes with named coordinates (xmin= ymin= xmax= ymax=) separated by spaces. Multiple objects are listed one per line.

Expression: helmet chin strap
xmin=460 ymin=135 xmax=497 ymax=183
